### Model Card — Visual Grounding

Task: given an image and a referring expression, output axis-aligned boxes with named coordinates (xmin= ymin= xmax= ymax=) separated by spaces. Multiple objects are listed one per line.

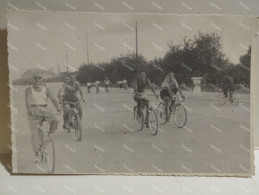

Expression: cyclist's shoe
xmin=166 ymin=117 xmax=170 ymax=122
xmin=33 ymin=152 xmax=42 ymax=163
xmin=145 ymin=120 xmax=150 ymax=128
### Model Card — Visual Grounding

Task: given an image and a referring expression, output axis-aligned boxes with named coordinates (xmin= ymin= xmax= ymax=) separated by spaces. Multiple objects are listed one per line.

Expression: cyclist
xmin=61 ymin=74 xmax=85 ymax=130
xmin=57 ymin=76 xmax=70 ymax=129
xmin=222 ymin=73 xmax=234 ymax=103
xmin=119 ymin=81 xmax=123 ymax=89
xmin=104 ymin=77 xmax=110 ymax=92
xmin=95 ymin=80 xmax=100 ymax=93
xmin=25 ymin=73 xmax=61 ymax=163
xmin=160 ymin=72 xmax=185 ymax=122
xmin=133 ymin=71 xmax=158 ymax=128
xmin=87 ymin=82 xmax=92 ymax=93
xmin=58 ymin=76 xmax=70 ymax=104
xmin=122 ymin=78 xmax=128 ymax=90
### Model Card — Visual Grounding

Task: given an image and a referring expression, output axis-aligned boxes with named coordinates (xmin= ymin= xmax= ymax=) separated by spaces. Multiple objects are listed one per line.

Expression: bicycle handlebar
xmin=172 ymin=95 xmax=185 ymax=102
xmin=29 ymin=113 xmax=61 ymax=117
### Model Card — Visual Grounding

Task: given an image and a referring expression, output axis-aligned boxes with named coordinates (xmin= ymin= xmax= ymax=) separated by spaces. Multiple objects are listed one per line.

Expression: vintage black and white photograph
xmin=8 ymin=12 xmax=255 ymax=175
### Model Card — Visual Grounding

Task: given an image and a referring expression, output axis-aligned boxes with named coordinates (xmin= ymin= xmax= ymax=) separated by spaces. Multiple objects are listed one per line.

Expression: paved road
xmin=13 ymin=85 xmax=250 ymax=174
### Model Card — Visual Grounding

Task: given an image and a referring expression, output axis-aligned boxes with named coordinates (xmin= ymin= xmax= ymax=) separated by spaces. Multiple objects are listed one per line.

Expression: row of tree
xmin=77 ymin=32 xmax=251 ymax=88
xmin=13 ymin=32 xmax=251 ymax=89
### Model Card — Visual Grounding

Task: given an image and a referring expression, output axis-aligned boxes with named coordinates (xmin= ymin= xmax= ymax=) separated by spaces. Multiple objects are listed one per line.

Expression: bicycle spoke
xmin=149 ymin=109 xmax=158 ymax=135
xmin=173 ymin=105 xmax=187 ymax=128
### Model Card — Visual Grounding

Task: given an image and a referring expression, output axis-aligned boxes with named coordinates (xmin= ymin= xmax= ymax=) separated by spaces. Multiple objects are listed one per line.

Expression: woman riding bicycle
xmin=160 ymin=72 xmax=185 ymax=122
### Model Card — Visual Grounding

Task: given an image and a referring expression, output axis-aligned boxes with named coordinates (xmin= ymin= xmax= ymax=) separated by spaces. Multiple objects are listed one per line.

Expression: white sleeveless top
xmin=30 ymin=86 xmax=48 ymax=105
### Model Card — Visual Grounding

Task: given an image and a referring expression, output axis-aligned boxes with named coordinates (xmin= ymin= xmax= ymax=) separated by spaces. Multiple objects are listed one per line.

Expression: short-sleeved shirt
xmin=161 ymin=77 xmax=179 ymax=91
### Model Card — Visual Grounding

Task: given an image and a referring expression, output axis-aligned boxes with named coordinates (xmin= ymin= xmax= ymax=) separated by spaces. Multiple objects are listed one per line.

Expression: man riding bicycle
xmin=104 ymin=77 xmax=110 ymax=92
xmin=222 ymin=73 xmax=234 ymax=103
xmin=160 ymin=72 xmax=185 ymax=122
xmin=133 ymin=71 xmax=158 ymax=128
xmin=57 ymin=75 xmax=70 ymax=129
xmin=60 ymin=74 xmax=85 ymax=130
xmin=122 ymin=78 xmax=128 ymax=90
xmin=25 ymin=73 xmax=61 ymax=163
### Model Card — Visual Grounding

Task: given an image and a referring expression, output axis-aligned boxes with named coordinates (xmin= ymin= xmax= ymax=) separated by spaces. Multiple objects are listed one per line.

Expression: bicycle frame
xmin=33 ymin=113 xmax=59 ymax=173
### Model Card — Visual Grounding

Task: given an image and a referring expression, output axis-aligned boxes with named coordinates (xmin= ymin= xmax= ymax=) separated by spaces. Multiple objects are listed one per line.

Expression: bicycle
xmin=218 ymin=90 xmax=239 ymax=106
xmin=63 ymin=100 xmax=83 ymax=141
xmin=158 ymin=95 xmax=187 ymax=128
xmin=35 ymin=113 xmax=59 ymax=173
xmin=133 ymin=95 xmax=159 ymax=135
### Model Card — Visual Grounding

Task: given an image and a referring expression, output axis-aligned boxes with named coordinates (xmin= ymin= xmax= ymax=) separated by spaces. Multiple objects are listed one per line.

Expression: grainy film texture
xmin=8 ymin=12 xmax=256 ymax=175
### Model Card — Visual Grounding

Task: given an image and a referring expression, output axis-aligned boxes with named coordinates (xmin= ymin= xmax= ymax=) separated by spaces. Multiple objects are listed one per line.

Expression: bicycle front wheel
xmin=173 ymin=104 xmax=187 ymax=128
xmin=42 ymin=135 xmax=55 ymax=174
xmin=134 ymin=106 xmax=144 ymax=130
xmin=75 ymin=115 xmax=82 ymax=141
xmin=157 ymin=103 xmax=167 ymax=125
xmin=218 ymin=91 xmax=227 ymax=105
xmin=149 ymin=108 xmax=158 ymax=135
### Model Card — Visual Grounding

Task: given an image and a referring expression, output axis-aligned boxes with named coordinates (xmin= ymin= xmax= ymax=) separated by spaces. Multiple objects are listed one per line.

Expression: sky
xmin=7 ymin=11 xmax=258 ymax=79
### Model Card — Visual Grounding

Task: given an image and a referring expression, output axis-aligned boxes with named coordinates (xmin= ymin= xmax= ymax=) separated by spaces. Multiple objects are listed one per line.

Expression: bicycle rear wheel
xmin=173 ymin=104 xmax=187 ymax=128
xmin=42 ymin=135 xmax=55 ymax=173
xmin=134 ymin=106 xmax=144 ymax=130
xmin=218 ymin=91 xmax=227 ymax=105
xmin=157 ymin=103 xmax=167 ymax=125
xmin=149 ymin=108 xmax=158 ymax=135
xmin=231 ymin=92 xmax=239 ymax=106
xmin=75 ymin=115 xmax=82 ymax=141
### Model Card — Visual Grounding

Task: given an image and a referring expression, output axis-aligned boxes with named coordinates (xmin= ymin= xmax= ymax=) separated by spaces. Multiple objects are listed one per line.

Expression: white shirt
xmin=161 ymin=77 xmax=179 ymax=90
xmin=30 ymin=86 xmax=48 ymax=105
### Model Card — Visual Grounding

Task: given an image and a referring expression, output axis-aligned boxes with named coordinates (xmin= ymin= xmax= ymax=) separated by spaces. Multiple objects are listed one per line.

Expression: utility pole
xmin=66 ymin=48 xmax=69 ymax=73
xmin=86 ymin=30 xmax=90 ymax=65
xmin=135 ymin=21 xmax=138 ymax=73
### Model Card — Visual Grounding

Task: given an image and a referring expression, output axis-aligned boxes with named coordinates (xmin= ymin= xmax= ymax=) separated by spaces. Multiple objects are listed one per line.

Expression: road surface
xmin=12 ymin=85 xmax=250 ymax=174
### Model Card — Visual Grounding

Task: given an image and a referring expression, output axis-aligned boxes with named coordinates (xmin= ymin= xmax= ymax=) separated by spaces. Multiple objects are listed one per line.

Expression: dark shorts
xmin=160 ymin=88 xmax=177 ymax=100
xmin=63 ymin=96 xmax=79 ymax=102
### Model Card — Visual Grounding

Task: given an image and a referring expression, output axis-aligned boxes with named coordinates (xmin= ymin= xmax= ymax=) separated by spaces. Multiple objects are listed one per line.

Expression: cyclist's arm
xmin=46 ymin=87 xmax=61 ymax=112
xmin=147 ymin=78 xmax=157 ymax=95
xmin=25 ymin=87 xmax=32 ymax=113
xmin=174 ymin=80 xmax=184 ymax=97
xmin=176 ymin=85 xmax=184 ymax=97
xmin=77 ymin=83 xmax=85 ymax=101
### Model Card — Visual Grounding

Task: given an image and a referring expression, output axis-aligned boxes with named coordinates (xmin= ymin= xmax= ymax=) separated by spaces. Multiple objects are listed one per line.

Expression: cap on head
xmin=33 ymin=73 xmax=43 ymax=80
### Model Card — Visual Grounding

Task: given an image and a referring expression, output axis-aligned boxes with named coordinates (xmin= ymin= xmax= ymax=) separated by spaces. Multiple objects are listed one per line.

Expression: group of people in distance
xmin=118 ymin=78 xmax=128 ymax=90
xmin=25 ymin=69 xmax=234 ymax=163
xmin=86 ymin=77 xmax=111 ymax=93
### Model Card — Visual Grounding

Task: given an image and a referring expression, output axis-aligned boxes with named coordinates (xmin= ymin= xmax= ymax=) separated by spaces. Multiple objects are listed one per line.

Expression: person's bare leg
xmin=164 ymin=97 xmax=170 ymax=121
